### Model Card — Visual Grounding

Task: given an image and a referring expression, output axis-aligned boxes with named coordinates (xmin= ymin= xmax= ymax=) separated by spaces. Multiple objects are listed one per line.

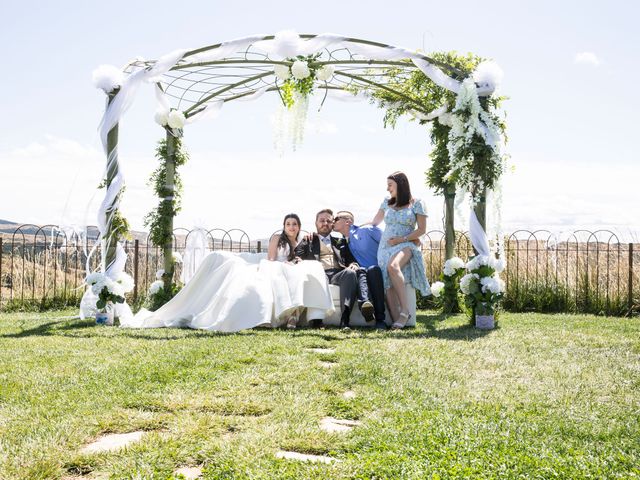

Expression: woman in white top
xmin=266 ymin=213 xmax=334 ymax=329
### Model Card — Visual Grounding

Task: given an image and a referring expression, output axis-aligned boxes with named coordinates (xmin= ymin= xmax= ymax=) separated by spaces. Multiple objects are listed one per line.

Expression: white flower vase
xmin=95 ymin=303 xmax=114 ymax=326
xmin=475 ymin=314 xmax=494 ymax=330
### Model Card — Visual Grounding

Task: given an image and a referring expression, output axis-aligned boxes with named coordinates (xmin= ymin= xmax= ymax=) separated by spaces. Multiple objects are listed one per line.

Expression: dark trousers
xmin=356 ymin=265 xmax=385 ymax=321
xmin=325 ymin=268 xmax=357 ymax=313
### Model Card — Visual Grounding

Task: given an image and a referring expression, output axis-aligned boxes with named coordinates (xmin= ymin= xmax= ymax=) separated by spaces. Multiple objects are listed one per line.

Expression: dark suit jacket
xmin=294 ymin=233 xmax=356 ymax=270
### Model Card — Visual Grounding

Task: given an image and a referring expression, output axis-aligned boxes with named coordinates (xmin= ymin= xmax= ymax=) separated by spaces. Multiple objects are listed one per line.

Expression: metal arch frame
xmin=114 ymin=34 xmax=470 ymax=290
xmin=124 ymin=34 xmax=466 ymax=119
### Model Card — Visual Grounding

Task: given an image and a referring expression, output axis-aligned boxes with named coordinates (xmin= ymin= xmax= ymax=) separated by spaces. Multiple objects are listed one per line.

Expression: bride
xmin=121 ymin=213 xmax=334 ymax=332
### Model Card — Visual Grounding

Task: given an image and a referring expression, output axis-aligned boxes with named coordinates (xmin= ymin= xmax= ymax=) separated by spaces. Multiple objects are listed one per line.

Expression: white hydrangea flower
xmin=460 ymin=273 xmax=479 ymax=295
xmin=316 ymin=65 xmax=335 ymax=81
xmin=154 ymin=108 xmax=169 ymax=127
xmin=492 ymin=257 xmax=506 ymax=273
xmin=149 ymin=280 xmax=164 ymax=295
xmin=91 ymin=278 xmax=108 ymax=296
xmin=291 ymin=60 xmax=310 ymax=79
xmin=273 ymin=64 xmax=291 ymax=81
xmin=443 ymin=257 xmax=465 ymax=276
xmin=115 ymin=272 xmax=135 ymax=293
xmin=430 ymin=281 xmax=445 ymax=298
xmin=109 ymin=280 xmax=126 ymax=297
xmin=155 ymin=269 xmax=164 ymax=280
xmin=85 ymin=272 xmax=105 ymax=285
xmin=466 ymin=255 xmax=490 ymax=271
xmin=172 ymin=252 xmax=183 ymax=263
xmin=167 ymin=109 xmax=186 ymax=129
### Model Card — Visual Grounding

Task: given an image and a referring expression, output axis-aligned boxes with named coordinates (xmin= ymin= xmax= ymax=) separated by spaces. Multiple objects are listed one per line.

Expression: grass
xmin=0 ymin=310 xmax=639 ymax=479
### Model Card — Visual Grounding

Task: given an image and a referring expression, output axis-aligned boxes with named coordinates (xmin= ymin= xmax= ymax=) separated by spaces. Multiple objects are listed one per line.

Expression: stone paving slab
xmin=275 ymin=450 xmax=341 ymax=464
xmin=320 ymin=416 xmax=362 ymax=432
xmin=174 ymin=466 xmax=203 ymax=479
xmin=305 ymin=348 xmax=336 ymax=354
xmin=80 ymin=431 xmax=144 ymax=454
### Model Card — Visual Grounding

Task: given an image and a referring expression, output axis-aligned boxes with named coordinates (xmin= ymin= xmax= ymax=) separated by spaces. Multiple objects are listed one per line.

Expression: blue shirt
xmin=348 ymin=224 xmax=382 ymax=268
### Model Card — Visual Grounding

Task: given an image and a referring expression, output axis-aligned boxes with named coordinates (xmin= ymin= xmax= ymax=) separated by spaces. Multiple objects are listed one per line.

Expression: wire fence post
xmin=133 ymin=239 xmax=139 ymax=302
xmin=629 ymin=243 xmax=634 ymax=316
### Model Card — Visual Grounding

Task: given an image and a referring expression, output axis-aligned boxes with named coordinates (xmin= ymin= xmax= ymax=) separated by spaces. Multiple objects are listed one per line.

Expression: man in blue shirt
xmin=333 ymin=211 xmax=386 ymax=329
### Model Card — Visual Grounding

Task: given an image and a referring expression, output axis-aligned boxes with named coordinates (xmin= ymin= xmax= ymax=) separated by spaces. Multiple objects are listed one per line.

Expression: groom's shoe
xmin=360 ymin=301 xmax=375 ymax=322
xmin=309 ymin=319 xmax=324 ymax=329
xmin=340 ymin=307 xmax=351 ymax=330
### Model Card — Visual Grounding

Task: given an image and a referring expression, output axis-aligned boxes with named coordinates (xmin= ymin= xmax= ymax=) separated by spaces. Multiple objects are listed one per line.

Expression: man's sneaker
xmin=361 ymin=301 xmax=375 ymax=322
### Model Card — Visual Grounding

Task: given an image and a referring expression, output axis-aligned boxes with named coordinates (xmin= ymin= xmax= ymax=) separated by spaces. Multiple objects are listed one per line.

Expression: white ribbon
xmin=469 ymin=209 xmax=490 ymax=257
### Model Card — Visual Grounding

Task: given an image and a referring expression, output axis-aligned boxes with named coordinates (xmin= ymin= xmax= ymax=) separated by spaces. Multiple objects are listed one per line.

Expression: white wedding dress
xmin=121 ymin=245 xmax=334 ymax=332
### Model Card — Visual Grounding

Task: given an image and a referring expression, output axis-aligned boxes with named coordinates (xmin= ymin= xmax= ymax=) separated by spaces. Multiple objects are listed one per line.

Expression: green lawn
xmin=0 ymin=310 xmax=638 ymax=479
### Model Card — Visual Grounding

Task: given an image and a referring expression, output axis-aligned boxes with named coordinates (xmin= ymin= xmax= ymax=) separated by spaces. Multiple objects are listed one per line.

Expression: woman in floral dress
xmin=371 ymin=171 xmax=430 ymax=329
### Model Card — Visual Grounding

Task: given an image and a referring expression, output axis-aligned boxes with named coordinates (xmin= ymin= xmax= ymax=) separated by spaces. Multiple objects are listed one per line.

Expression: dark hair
xmin=278 ymin=213 xmax=301 ymax=261
xmin=315 ymin=208 xmax=333 ymax=221
xmin=387 ymin=171 xmax=412 ymax=208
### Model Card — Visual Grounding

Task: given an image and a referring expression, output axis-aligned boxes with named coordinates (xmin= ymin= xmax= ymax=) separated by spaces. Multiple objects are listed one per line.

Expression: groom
xmin=294 ymin=208 xmax=374 ymax=328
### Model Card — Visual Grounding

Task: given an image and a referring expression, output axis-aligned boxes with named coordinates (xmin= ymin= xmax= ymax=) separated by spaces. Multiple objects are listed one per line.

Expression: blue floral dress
xmin=377 ymin=198 xmax=430 ymax=295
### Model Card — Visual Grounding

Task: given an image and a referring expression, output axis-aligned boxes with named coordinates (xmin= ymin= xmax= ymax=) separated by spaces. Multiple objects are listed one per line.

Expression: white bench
xmin=316 ymin=283 xmax=416 ymax=327
xmin=233 ymin=252 xmax=417 ymax=328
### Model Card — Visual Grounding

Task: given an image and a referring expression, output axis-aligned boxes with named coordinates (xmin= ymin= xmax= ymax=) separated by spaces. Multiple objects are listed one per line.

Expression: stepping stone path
xmin=320 ymin=416 xmax=361 ymax=433
xmin=174 ymin=466 xmax=203 ymax=479
xmin=275 ymin=450 xmax=341 ymax=464
xmin=80 ymin=431 xmax=144 ymax=454
xmin=342 ymin=390 xmax=357 ymax=399
xmin=305 ymin=348 xmax=336 ymax=354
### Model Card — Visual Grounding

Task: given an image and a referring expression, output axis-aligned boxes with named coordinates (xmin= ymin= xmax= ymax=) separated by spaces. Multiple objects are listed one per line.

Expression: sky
xmin=1 ymin=0 xmax=639 ymax=242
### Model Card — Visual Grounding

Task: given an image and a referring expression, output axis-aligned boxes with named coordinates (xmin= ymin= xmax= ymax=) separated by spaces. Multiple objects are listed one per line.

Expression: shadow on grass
xmin=1 ymin=313 xmax=495 ymax=342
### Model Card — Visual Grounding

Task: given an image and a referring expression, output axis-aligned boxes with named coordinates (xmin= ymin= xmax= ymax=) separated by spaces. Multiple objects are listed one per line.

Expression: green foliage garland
xmin=143 ymin=136 xmax=189 ymax=247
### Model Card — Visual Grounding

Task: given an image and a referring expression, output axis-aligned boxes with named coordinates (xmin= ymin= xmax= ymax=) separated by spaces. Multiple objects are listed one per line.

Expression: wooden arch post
xmin=104 ymin=90 xmax=121 ymax=273
xmin=162 ymin=129 xmax=179 ymax=292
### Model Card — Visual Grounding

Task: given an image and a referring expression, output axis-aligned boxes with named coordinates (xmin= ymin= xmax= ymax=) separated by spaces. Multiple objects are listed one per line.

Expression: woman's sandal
xmin=391 ymin=311 xmax=410 ymax=330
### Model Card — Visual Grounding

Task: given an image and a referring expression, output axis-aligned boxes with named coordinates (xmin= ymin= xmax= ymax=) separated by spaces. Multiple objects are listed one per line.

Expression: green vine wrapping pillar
xmin=162 ymin=130 xmax=178 ymax=292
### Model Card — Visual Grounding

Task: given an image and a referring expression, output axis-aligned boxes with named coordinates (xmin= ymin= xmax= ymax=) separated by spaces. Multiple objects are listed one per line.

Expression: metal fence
xmin=1 ymin=225 xmax=638 ymax=316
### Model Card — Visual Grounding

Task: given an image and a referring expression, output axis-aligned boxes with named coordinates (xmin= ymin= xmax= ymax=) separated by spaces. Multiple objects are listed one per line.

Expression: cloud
xmin=574 ymin=52 xmax=600 ymax=66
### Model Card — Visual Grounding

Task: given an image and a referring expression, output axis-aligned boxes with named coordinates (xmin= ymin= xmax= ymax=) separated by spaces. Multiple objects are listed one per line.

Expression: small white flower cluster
xmin=85 ymin=271 xmax=134 ymax=298
xmin=154 ymin=109 xmax=186 ymax=129
xmin=430 ymin=281 xmax=445 ymax=298
xmin=149 ymin=269 xmax=166 ymax=295
xmin=273 ymin=62 xmax=334 ymax=82
xmin=465 ymin=254 xmax=506 ymax=273
xmin=149 ymin=280 xmax=164 ymax=295
xmin=443 ymin=256 xmax=466 ymax=276
xmin=172 ymin=251 xmax=183 ymax=263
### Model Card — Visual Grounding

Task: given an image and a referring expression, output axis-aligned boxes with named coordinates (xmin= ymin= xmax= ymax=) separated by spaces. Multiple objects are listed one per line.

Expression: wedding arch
xmin=92 ymin=31 xmax=507 ymax=304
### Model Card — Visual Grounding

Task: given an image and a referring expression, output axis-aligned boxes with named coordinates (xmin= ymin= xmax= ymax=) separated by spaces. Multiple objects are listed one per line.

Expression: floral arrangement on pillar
xmin=272 ymin=55 xmax=335 ymax=151
xmin=459 ymin=255 xmax=506 ymax=327
xmin=430 ymin=257 xmax=466 ymax=313
xmin=143 ymin=131 xmax=189 ymax=309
